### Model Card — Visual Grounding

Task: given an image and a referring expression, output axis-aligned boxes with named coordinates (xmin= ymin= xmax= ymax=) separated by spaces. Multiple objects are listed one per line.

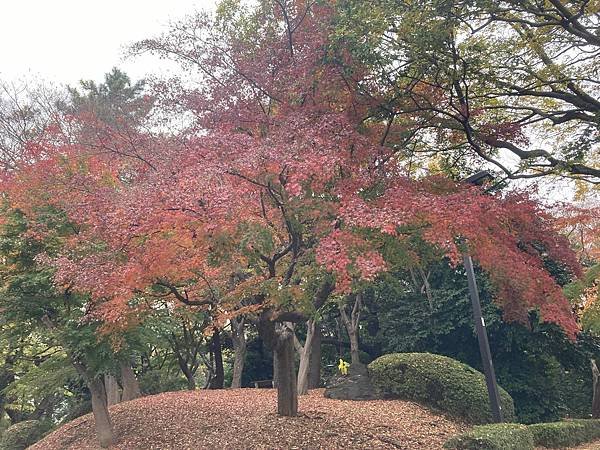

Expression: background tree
xmin=332 ymin=0 xmax=600 ymax=183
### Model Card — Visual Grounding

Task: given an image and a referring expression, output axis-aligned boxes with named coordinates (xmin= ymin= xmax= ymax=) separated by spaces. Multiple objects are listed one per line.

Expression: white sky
xmin=0 ymin=0 xmax=215 ymax=86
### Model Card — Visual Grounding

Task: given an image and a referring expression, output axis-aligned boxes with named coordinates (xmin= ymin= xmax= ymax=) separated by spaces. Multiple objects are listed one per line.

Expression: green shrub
xmin=0 ymin=420 xmax=45 ymax=450
xmin=446 ymin=419 xmax=600 ymax=449
xmin=369 ymin=353 xmax=515 ymax=423
xmin=529 ymin=419 xmax=600 ymax=448
xmin=444 ymin=424 xmax=534 ymax=450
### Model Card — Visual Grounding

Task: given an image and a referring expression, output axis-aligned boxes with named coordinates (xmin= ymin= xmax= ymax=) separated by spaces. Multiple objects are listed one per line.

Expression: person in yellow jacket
xmin=338 ymin=358 xmax=350 ymax=375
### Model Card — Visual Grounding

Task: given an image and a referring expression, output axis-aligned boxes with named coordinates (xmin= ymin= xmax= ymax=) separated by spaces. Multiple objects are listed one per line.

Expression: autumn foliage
xmin=2 ymin=0 xmax=581 ymax=344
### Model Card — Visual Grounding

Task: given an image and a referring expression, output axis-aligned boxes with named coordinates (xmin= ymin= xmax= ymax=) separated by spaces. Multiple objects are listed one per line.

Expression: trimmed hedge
xmin=368 ymin=353 xmax=515 ymax=423
xmin=529 ymin=419 xmax=600 ymax=448
xmin=444 ymin=424 xmax=533 ymax=450
xmin=445 ymin=419 xmax=600 ymax=449
xmin=0 ymin=420 xmax=45 ymax=450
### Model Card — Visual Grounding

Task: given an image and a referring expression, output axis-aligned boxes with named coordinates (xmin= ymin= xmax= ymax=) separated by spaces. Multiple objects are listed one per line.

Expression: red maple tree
xmin=3 ymin=0 xmax=581 ymax=419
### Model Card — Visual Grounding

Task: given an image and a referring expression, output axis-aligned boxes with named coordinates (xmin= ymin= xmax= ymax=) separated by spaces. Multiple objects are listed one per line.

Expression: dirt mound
xmin=30 ymin=389 xmax=467 ymax=449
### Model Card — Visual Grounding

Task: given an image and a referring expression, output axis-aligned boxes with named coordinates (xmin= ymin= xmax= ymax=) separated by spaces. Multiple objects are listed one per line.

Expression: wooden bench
xmin=251 ymin=379 xmax=274 ymax=388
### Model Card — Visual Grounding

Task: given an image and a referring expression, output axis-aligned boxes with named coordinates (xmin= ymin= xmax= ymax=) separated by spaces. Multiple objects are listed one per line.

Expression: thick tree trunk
xmin=340 ymin=293 xmax=362 ymax=366
xmin=89 ymin=378 xmax=115 ymax=448
xmin=592 ymin=359 xmax=600 ymax=419
xmin=231 ymin=317 xmax=247 ymax=389
xmin=275 ymin=324 xmax=298 ymax=416
xmin=119 ymin=361 xmax=141 ymax=401
xmin=258 ymin=309 xmax=301 ymax=415
xmin=308 ymin=325 xmax=322 ymax=389
xmin=104 ymin=374 xmax=121 ymax=406
xmin=296 ymin=320 xmax=315 ymax=395
xmin=209 ymin=329 xmax=224 ymax=389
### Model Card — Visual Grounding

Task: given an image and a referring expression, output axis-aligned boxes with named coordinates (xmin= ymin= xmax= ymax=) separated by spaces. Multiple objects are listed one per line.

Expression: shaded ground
xmin=31 ymin=389 xmax=468 ymax=449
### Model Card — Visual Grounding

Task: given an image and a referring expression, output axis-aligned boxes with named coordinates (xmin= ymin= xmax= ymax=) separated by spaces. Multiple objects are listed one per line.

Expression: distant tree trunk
xmin=203 ymin=361 xmax=214 ymax=389
xmin=119 ymin=361 xmax=141 ymax=401
xmin=272 ymin=351 xmax=279 ymax=388
xmin=592 ymin=359 xmax=600 ymax=419
xmin=295 ymin=320 xmax=316 ymax=395
xmin=308 ymin=325 xmax=322 ymax=389
xmin=209 ymin=329 xmax=224 ymax=389
xmin=230 ymin=317 xmax=247 ymax=388
xmin=104 ymin=374 xmax=121 ymax=406
xmin=88 ymin=377 xmax=115 ymax=448
xmin=340 ymin=293 xmax=362 ymax=366
xmin=299 ymin=279 xmax=332 ymax=392
xmin=275 ymin=324 xmax=298 ymax=416
xmin=175 ymin=354 xmax=196 ymax=390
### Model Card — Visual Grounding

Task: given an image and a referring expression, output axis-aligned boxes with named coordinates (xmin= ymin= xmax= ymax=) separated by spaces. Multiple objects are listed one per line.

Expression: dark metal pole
xmin=463 ymin=253 xmax=503 ymax=422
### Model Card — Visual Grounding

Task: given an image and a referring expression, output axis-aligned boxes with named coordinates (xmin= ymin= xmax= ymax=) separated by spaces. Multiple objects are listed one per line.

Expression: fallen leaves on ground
xmin=30 ymin=389 xmax=468 ymax=449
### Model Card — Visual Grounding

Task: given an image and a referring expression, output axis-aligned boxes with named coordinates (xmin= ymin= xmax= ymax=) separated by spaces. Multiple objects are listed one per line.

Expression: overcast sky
xmin=0 ymin=0 xmax=215 ymax=86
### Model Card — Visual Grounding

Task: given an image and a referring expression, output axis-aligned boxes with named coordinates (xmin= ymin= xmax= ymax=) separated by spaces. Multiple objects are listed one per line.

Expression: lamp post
xmin=463 ymin=171 xmax=503 ymax=423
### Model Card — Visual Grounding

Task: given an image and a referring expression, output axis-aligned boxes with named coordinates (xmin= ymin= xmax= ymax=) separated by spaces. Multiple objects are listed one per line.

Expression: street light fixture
xmin=463 ymin=171 xmax=503 ymax=423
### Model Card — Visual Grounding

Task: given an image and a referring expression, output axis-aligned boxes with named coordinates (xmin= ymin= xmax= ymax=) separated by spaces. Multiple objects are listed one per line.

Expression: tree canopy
xmin=0 ymin=0 xmax=598 ymax=447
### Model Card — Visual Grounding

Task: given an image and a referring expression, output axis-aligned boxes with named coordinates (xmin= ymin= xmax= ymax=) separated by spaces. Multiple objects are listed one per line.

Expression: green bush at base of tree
xmin=368 ymin=353 xmax=515 ymax=423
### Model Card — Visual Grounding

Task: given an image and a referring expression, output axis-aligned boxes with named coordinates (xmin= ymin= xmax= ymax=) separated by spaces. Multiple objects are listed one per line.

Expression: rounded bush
xmin=368 ymin=353 xmax=515 ymax=423
xmin=0 ymin=420 xmax=45 ymax=450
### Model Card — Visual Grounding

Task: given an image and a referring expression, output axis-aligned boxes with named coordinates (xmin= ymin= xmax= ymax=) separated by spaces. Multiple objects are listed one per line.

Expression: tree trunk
xmin=272 ymin=351 xmax=279 ymax=388
xmin=209 ymin=329 xmax=224 ymax=389
xmin=348 ymin=330 xmax=360 ymax=366
xmin=308 ymin=325 xmax=322 ymax=389
xmin=275 ymin=324 xmax=298 ymax=416
xmin=175 ymin=355 xmax=196 ymax=390
xmin=41 ymin=315 xmax=115 ymax=447
xmin=203 ymin=364 xmax=214 ymax=389
xmin=104 ymin=374 xmax=121 ymax=406
xmin=592 ymin=359 xmax=600 ymax=419
xmin=296 ymin=320 xmax=315 ymax=395
xmin=119 ymin=361 xmax=141 ymax=401
xmin=340 ymin=294 xmax=362 ymax=366
xmin=89 ymin=378 xmax=115 ymax=448
xmin=299 ymin=279 xmax=331 ymax=392
xmin=231 ymin=317 xmax=246 ymax=389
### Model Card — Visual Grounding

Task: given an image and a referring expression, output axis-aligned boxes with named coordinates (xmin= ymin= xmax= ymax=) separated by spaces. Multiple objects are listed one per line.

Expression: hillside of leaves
xmin=30 ymin=389 xmax=467 ymax=450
